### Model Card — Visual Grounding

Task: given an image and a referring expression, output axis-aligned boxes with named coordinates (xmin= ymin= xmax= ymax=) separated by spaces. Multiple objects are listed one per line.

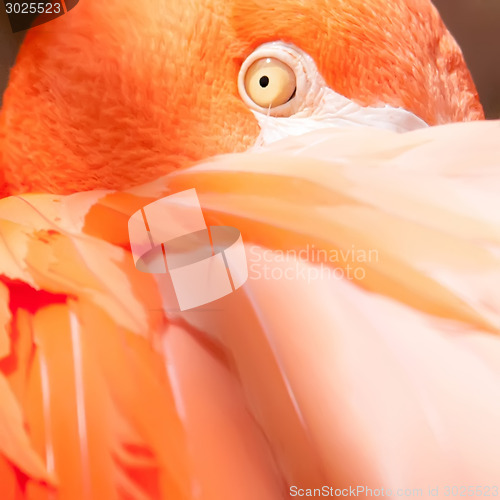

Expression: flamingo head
xmin=0 ymin=0 xmax=483 ymax=195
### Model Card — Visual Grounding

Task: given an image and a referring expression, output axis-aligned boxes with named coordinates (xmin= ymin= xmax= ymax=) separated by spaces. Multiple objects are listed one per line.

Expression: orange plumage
xmin=0 ymin=1 xmax=497 ymax=500
xmin=0 ymin=0 xmax=482 ymax=195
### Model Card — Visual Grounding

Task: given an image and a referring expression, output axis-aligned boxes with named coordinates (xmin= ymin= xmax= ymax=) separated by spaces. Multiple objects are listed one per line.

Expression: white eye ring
xmin=238 ymin=42 xmax=320 ymax=118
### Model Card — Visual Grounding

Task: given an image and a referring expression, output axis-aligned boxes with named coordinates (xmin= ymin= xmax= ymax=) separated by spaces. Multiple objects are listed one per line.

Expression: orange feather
xmin=0 ymin=0 xmax=496 ymax=499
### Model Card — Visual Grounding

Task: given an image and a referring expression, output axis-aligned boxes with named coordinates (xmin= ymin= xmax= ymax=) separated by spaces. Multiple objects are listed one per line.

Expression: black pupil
xmin=259 ymin=76 xmax=270 ymax=88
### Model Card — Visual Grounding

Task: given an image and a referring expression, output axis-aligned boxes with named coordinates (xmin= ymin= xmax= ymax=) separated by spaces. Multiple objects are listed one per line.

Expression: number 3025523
xmin=444 ymin=486 xmax=499 ymax=496
xmin=5 ymin=2 xmax=62 ymax=14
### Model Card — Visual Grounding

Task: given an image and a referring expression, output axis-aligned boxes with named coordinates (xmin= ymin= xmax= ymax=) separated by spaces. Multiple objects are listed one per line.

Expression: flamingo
xmin=0 ymin=0 xmax=499 ymax=499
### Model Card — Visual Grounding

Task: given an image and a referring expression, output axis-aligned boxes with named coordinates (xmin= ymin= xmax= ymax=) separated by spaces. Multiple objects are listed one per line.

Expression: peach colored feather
xmin=0 ymin=121 xmax=499 ymax=498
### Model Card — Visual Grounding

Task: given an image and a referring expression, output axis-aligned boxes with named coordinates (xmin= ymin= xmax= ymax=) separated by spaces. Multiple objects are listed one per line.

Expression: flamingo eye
xmin=243 ymin=57 xmax=296 ymax=109
xmin=239 ymin=42 xmax=320 ymax=117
